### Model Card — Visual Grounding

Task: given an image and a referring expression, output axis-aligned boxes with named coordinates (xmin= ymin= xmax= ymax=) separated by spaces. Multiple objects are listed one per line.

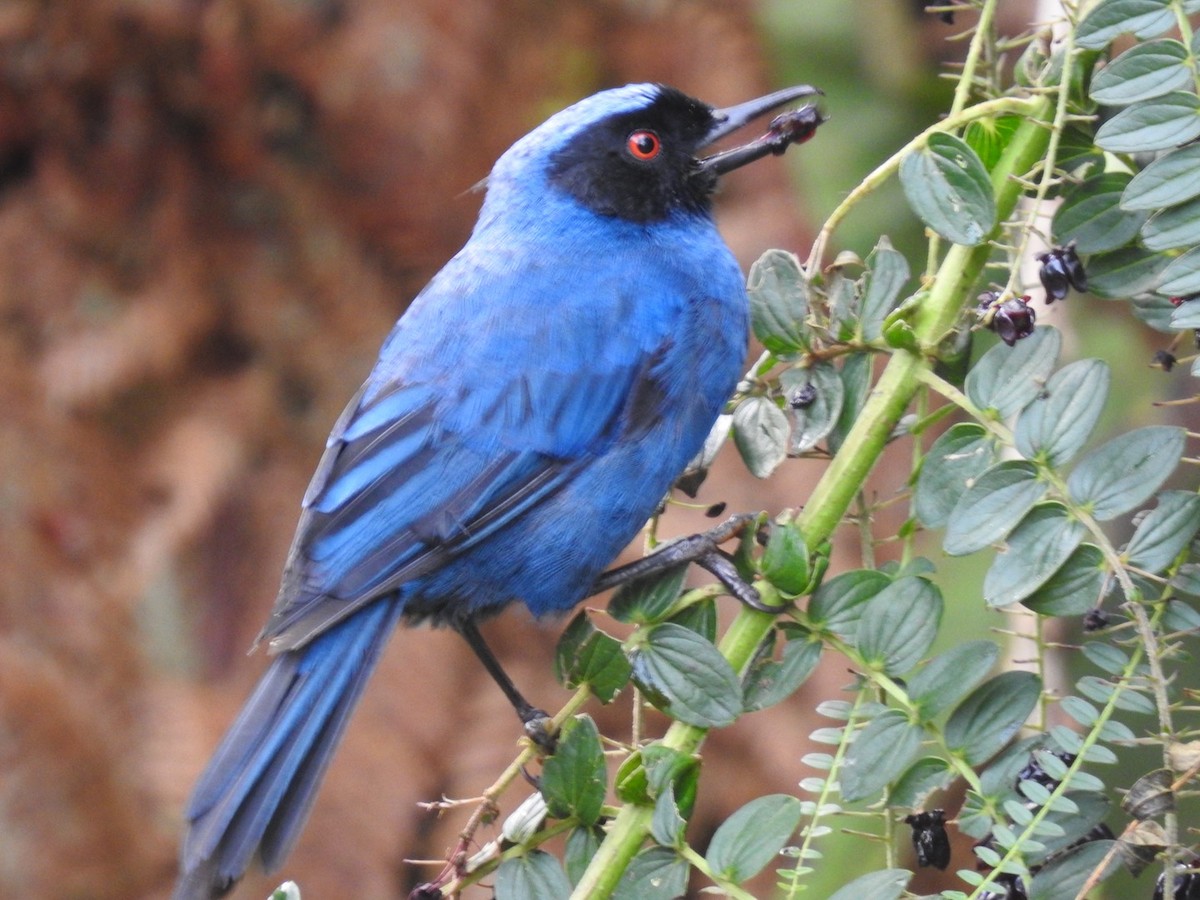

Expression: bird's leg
xmin=588 ymin=513 xmax=787 ymax=613
xmin=457 ymin=618 xmax=557 ymax=752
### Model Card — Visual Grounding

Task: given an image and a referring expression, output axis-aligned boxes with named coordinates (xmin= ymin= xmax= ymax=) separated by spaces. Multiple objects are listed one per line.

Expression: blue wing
xmin=261 ymin=315 xmax=671 ymax=650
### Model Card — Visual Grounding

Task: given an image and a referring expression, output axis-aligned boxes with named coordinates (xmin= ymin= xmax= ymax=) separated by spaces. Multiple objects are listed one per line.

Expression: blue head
xmin=479 ymin=82 xmax=822 ymax=228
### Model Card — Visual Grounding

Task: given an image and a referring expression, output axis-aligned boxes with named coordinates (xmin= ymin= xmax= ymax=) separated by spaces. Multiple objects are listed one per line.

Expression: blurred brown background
xmin=0 ymin=2 xmax=1043 ymax=898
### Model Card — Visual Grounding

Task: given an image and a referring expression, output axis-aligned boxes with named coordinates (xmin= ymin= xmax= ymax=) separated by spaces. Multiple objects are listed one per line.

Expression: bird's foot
xmin=520 ymin=707 xmax=558 ymax=754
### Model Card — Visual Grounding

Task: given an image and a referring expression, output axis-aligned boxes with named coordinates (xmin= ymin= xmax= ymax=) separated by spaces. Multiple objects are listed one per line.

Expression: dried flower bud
xmin=904 ymin=809 xmax=951 ymax=870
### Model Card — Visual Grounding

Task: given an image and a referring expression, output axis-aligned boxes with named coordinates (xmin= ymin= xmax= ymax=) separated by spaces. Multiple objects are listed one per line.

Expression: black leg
xmin=457 ymin=618 xmax=557 ymax=752
xmin=588 ymin=513 xmax=786 ymax=612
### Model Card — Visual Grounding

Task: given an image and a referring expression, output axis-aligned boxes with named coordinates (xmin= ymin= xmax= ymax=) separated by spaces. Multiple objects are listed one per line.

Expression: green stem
xmin=572 ymin=93 xmax=1055 ymax=900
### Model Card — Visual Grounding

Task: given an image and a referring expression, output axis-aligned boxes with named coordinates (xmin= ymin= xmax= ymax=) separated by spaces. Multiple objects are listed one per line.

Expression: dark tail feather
xmin=173 ymin=598 xmax=405 ymax=900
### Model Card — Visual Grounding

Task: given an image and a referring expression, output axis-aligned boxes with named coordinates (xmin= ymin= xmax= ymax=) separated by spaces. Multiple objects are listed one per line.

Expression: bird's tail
xmin=173 ymin=598 xmax=405 ymax=900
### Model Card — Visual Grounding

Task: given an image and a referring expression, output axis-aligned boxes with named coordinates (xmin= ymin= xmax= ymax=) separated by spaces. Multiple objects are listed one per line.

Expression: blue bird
xmin=174 ymin=81 xmax=822 ymax=899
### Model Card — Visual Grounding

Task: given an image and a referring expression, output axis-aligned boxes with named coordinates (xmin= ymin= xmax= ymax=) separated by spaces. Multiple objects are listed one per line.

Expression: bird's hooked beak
xmin=698 ymin=85 xmax=825 ymax=177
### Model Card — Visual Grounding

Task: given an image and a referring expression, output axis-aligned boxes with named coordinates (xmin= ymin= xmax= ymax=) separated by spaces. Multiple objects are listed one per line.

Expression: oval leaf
xmin=1022 ymin=543 xmax=1107 ymax=616
xmin=914 ymin=423 xmax=996 ymax=528
xmin=944 ymin=461 xmax=1046 ymax=556
xmin=1123 ymin=144 xmax=1200 ymax=210
xmin=1091 ymin=39 xmax=1191 ymax=105
xmin=966 ymin=326 xmax=1062 ymax=417
xmin=628 ymin=623 xmax=742 ymax=727
xmin=748 ymin=249 xmax=810 ymax=355
xmin=984 ymin=503 xmax=1087 ymax=607
xmin=1067 ymin=426 xmax=1185 ymax=520
xmin=495 ymin=850 xmax=573 ymax=900
xmin=1142 ymin=195 xmax=1200 ymax=250
xmin=1028 ymin=840 xmax=1120 ymax=899
xmin=1161 ymin=245 xmax=1200 ymax=296
xmin=609 ymin=565 xmax=688 ymax=625
xmin=900 ymin=132 xmax=996 ymax=245
xmin=1125 ymin=490 xmax=1200 ymax=573
xmin=808 ymin=568 xmax=892 ymax=639
xmin=540 ymin=715 xmax=606 ymax=825
xmin=945 ymin=671 xmax=1042 ymax=765
xmin=1077 ymin=0 xmax=1175 ymax=49
xmin=1053 ymin=172 xmax=1146 ymax=253
xmin=828 ymin=869 xmax=912 ymax=900
xmin=1014 ymin=359 xmax=1110 ymax=466
xmin=705 ymin=794 xmax=803 ymax=881
xmin=1086 ymin=245 xmax=1170 ymax=298
xmin=782 ymin=362 xmax=844 ymax=454
xmin=908 ymin=640 xmax=1002 ymax=721
xmin=743 ymin=626 xmax=822 ymax=712
xmin=732 ymin=395 xmax=789 ymax=479
xmin=860 ymin=236 xmax=911 ymax=340
xmin=611 ymin=847 xmax=689 ymax=900
xmin=841 ymin=710 xmax=925 ymax=802
xmin=1095 ymin=91 xmax=1200 ymax=154
xmin=856 ymin=576 xmax=944 ymax=675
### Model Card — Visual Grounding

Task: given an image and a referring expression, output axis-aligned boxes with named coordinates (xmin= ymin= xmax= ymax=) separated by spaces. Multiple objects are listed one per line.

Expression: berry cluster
xmin=978 ymin=243 xmax=1087 ymax=347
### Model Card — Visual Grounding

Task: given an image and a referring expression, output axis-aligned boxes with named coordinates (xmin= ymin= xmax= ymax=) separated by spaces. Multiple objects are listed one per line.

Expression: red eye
xmin=627 ymin=130 xmax=661 ymax=161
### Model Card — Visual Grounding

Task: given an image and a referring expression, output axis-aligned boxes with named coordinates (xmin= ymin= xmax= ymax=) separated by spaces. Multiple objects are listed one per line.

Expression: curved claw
xmin=697 ymin=550 xmax=789 ymax=613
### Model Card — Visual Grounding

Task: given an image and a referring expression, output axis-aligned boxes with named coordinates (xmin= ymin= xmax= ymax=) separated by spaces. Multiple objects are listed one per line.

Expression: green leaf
xmin=1126 ymin=490 xmax=1200 ymax=572
xmin=555 ymin=613 xmax=633 ymax=703
xmin=761 ymin=515 xmax=810 ymax=595
xmin=1082 ymin=641 xmax=1130 ymax=674
xmin=1014 ymin=359 xmax=1110 ymax=466
xmin=984 ymin=504 xmax=1087 ymax=607
xmin=964 ymin=115 xmax=1022 ymax=171
xmin=668 ymin=597 xmax=717 ymax=642
xmin=614 ymin=743 xmax=698 ymax=808
xmin=966 ymin=326 xmax=1061 ymax=417
xmin=1076 ymin=0 xmax=1175 ymax=49
xmin=860 ymin=236 xmax=911 ymax=340
xmin=611 ymin=847 xmax=689 ymax=900
xmin=1032 ymin=793 xmax=1110 ymax=863
xmin=1096 ymin=91 xmax=1200 ymax=153
xmin=1123 ymin=144 xmax=1200 ymax=210
xmin=782 ymin=362 xmax=844 ymax=454
xmin=1086 ymin=246 xmax=1170 ymax=297
xmin=565 ymin=826 xmax=603 ymax=885
xmin=914 ymin=423 xmax=996 ymax=528
xmin=1161 ymin=245 xmax=1200 ymax=296
xmin=1022 ymin=543 xmax=1106 ymax=616
xmin=808 ymin=568 xmax=892 ymax=639
xmin=829 ymin=351 xmax=871 ymax=452
xmin=1134 ymin=293 xmax=1179 ymax=331
xmin=944 ymin=461 xmax=1046 ymax=556
xmin=705 ymin=794 xmax=803 ymax=881
xmin=1091 ymin=39 xmax=1192 ymax=104
xmin=1142 ymin=195 xmax=1200 ymax=250
xmin=628 ymin=623 xmax=742 ymax=727
xmin=732 ymin=395 xmax=789 ymax=479
xmin=900 ymin=132 xmax=996 ymax=245
xmin=841 ymin=710 xmax=924 ymax=802
xmin=743 ymin=625 xmax=822 ymax=712
xmin=946 ymin=671 xmax=1042 ymax=765
xmin=827 ymin=869 xmax=912 ymax=900
xmin=1066 ymin=426 xmax=1185 ymax=520
xmin=856 ymin=576 xmax=944 ymax=676
xmin=495 ymin=850 xmax=573 ymax=900
xmin=890 ymin=757 xmax=956 ymax=809
xmin=650 ymin=782 xmax=686 ymax=849
xmin=908 ymin=640 xmax=1001 ymax=721
xmin=609 ymin=565 xmax=688 ymax=625
xmin=540 ymin=715 xmax=606 ymax=825
xmin=1052 ymin=172 xmax=1146 ymax=253
xmin=747 ymin=249 xmax=810 ymax=355
xmin=1028 ymin=840 xmax=1120 ymax=899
